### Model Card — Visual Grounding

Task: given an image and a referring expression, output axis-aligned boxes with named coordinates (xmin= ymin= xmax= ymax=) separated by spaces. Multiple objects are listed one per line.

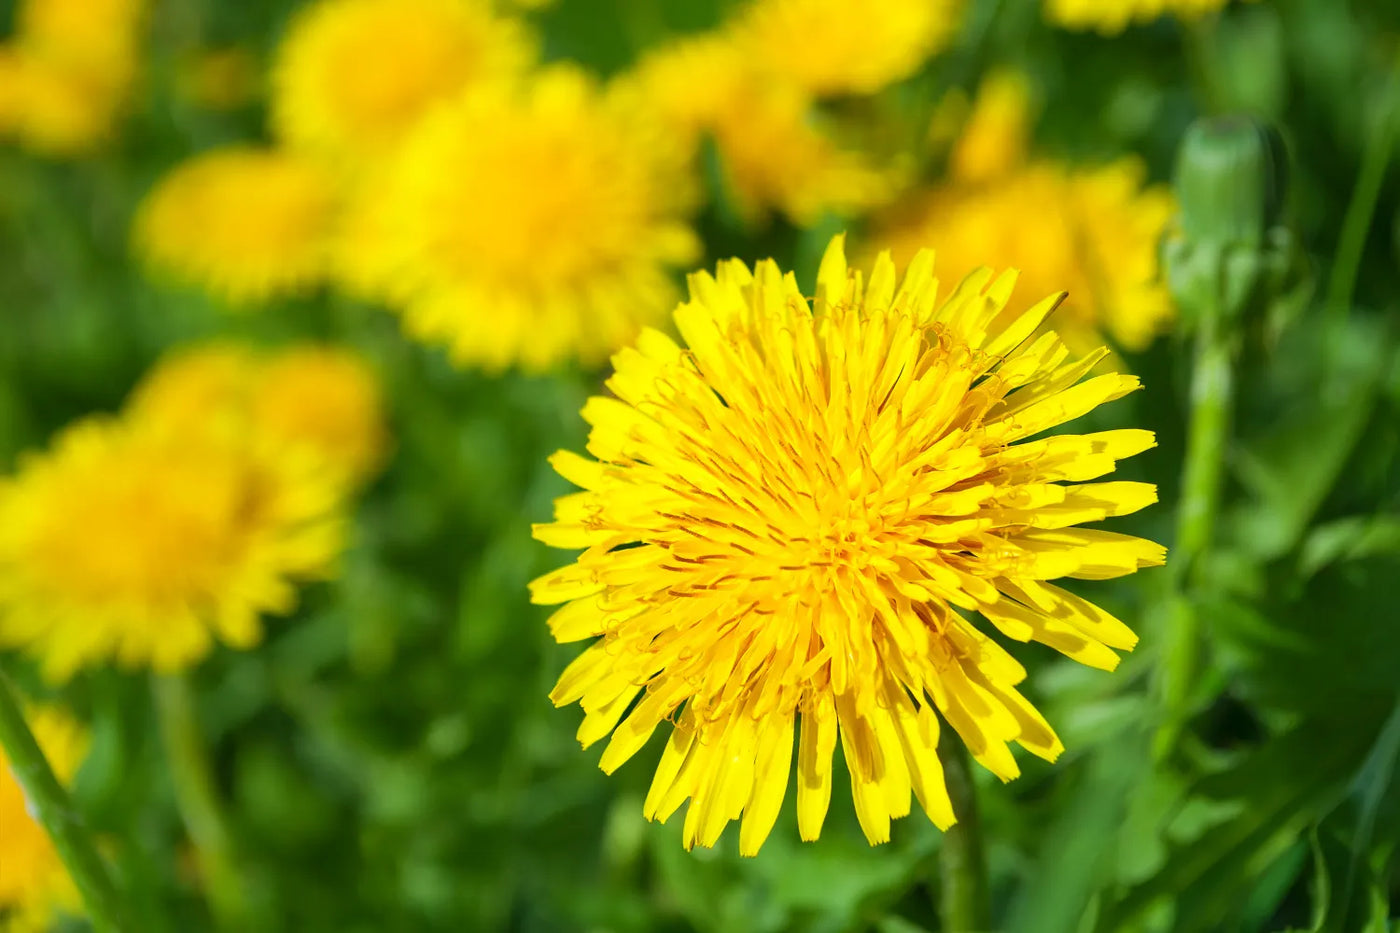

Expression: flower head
xmin=875 ymin=160 xmax=1176 ymax=357
xmin=872 ymin=73 xmax=1174 ymax=357
xmin=271 ymin=0 xmax=533 ymax=164
xmin=350 ymin=66 xmax=699 ymax=371
xmin=0 ymin=414 xmax=344 ymax=679
xmin=0 ymin=705 xmax=86 ymax=927
xmin=624 ymin=36 xmax=894 ymax=226
xmin=0 ymin=0 xmax=144 ymax=155
xmin=133 ymin=147 xmax=336 ymax=307
xmin=1046 ymin=0 xmax=1243 ymax=34
xmin=129 ymin=342 xmax=388 ymax=491
xmin=732 ymin=0 xmax=963 ymax=97
xmin=532 ymin=235 xmax=1163 ymax=854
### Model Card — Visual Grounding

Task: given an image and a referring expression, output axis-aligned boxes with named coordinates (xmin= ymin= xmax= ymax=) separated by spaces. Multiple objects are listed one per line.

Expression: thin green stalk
xmin=1326 ymin=65 xmax=1400 ymax=321
xmin=152 ymin=674 xmax=248 ymax=930
xmin=1158 ymin=313 xmax=1235 ymax=757
xmin=0 ymin=672 xmax=129 ymax=933
xmin=938 ymin=739 xmax=990 ymax=932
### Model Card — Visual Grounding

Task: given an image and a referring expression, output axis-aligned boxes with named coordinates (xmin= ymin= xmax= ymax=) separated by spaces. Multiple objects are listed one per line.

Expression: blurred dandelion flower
xmin=876 ymin=162 xmax=1176 ymax=357
xmin=0 ymin=0 xmax=144 ymax=155
xmin=0 ymin=416 xmax=344 ymax=680
xmin=133 ymin=147 xmax=337 ymax=307
xmin=732 ymin=0 xmax=963 ymax=97
xmin=532 ymin=235 xmax=1164 ymax=854
xmin=352 ymin=66 xmax=699 ymax=371
xmin=129 ymin=343 xmax=389 ymax=491
xmin=0 ymin=705 xmax=86 ymax=930
xmin=873 ymin=74 xmax=1175 ymax=358
xmin=1046 ymin=0 xmax=1242 ymax=34
xmin=271 ymin=0 xmax=533 ymax=164
xmin=945 ymin=70 xmax=1034 ymax=185
xmin=625 ymin=37 xmax=895 ymax=226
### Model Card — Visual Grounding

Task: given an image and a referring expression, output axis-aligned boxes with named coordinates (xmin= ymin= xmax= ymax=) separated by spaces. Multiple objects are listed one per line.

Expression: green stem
xmin=1326 ymin=65 xmax=1400 ymax=321
xmin=0 ymin=672 xmax=129 ymax=932
xmin=152 ymin=675 xmax=248 ymax=930
xmin=1157 ymin=313 xmax=1235 ymax=757
xmin=938 ymin=739 xmax=990 ymax=931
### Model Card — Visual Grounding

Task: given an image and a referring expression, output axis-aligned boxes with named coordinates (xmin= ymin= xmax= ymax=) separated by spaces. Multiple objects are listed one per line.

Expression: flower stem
xmin=0 ymin=671 xmax=129 ymax=933
xmin=938 ymin=738 xmax=990 ymax=931
xmin=152 ymin=674 xmax=248 ymax=930
xmin=1158 ymin=313 xmax=1234 ymax=756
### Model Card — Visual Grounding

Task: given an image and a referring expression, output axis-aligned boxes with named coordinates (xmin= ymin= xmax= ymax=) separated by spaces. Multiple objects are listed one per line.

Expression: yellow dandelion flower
xmin=1046 ymin=0 xmax=1243 ymax=34
xmin=14 ymin=0 xmax=145 ymax=73
xmin=354 ymin=66 xmax=700 ymax=371
xmin=732 ymin=0 xmax=963 ymax=97
xmin=0 ymin=415 xmax=344 ymax=680
xmin=0 ymin=48 xmax=127 ymax=156
xmin=873 ymin=160 xmax=1175 ymax=357
xmin=531 ymin=235 xmax=1164 ymax=854
xmin=271 ymin=0 xmax=533 ymax=164
xmin=0 ymin=705 xmax=86 ymax=929
xmin=947 ymin=70 xmax=1034 ymax=184
xmin=625 ymin=36 xmax=895 ymax=226
xmin=129 ymin=342 xmax=388 ymax=490
xmin=133 ymin=147 xmax=337 ymax=307
xmin=1 ymin=0 xmax=144 ymax=156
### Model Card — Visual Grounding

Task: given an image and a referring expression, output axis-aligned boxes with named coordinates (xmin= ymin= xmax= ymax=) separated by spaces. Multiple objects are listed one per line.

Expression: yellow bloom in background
xmin=0 ymin=0 xmax=144 ymax=156
xmin=133 ymin=147 xmax=337 ymax=307
xmin=732 ymin=0 xmax=963 ymax=97
xmin=271 ymin=0 xmax=534 ymax=165
xmin=351 ymin=66 xmax=699 ymax=371
xmin=874 ymin=161 xmax=1175 ymax=357
xmin=872 ymin=72 xmax=1175 ymax=357
xmin=1046 ymin=0 xmax=1241 ymax=33
xmin=625 ymin=36 xmax=895 ymax=226
xmin=946 ymin=70 xmax=1034 ymax=184
xmin=0 ymin=416 xmax=344 ymax=680
xmin=129 ymin=342 xmax=389 ymax=491
xmin=532 ymin=235 xmax=1164 ymax=854
xmin=0 ymin=706 xmax=86 ymax=931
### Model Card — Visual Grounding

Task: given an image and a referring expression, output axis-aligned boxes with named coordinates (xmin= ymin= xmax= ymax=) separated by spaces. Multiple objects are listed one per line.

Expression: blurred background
xmin=0 ymin=0 xmax=1398 ymax=930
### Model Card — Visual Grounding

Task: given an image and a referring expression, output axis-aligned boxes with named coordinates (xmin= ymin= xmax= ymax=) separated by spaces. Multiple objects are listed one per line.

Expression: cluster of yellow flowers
xmin=128 ymin=0 xmax=970 ymax=372
xmin=0 ymin=0 xmax=145 ymax=156
xmin=869 ymin=72 xmax=1177 ymax=360
xmin=0 ymin=342 xmax=387 ymax=681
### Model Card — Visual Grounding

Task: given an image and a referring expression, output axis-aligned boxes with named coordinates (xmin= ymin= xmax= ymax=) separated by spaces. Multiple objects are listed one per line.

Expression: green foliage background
xmin=2 ymin=0 xmax=1399 ymax=931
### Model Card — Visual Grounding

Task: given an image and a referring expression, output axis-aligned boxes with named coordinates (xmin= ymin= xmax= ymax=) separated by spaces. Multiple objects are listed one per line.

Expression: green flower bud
xmin=1165 ymin=116 xmax=1305 ymax=333
xmin=1175 ymin=116 xmax=1287 ymax=248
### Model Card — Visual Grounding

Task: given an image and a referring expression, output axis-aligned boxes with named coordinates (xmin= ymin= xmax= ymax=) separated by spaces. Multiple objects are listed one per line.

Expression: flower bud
xmin=1174 ymin=116 xmax=1287 ymax=248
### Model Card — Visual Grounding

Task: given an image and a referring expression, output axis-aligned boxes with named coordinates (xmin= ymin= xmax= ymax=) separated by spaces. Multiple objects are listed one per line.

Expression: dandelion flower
xmin=133 ymin=147 xmax=336 ymax=307
xmin=0 ymin=416 xmax=344 ymax=680
xmin=1 ymin=0 xmax=144 ymax=155
xmin=0 ymin=705 xmax=86 ymax=929
xmin=531 ymin=235 xmax=1164 ymax=854
xmin=873 ymin=160 xmax=1175 ymax=357
xmin=129 ymin=342 xmax=388 ymax=490
xmin=356 ymin=66 xmax=699 ymax=371
xmin=1046 ymin=0 xmax=1242 ymax=34
xmin=946 ymin=70 xmax=1034 ymax=185
xmin=625 ymin=37 xmax=894 ymax=226
xmin=732 ymin=0 xmax=963 ymax=97
xmin=271 ymin=0 xmax=533 ymax=163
